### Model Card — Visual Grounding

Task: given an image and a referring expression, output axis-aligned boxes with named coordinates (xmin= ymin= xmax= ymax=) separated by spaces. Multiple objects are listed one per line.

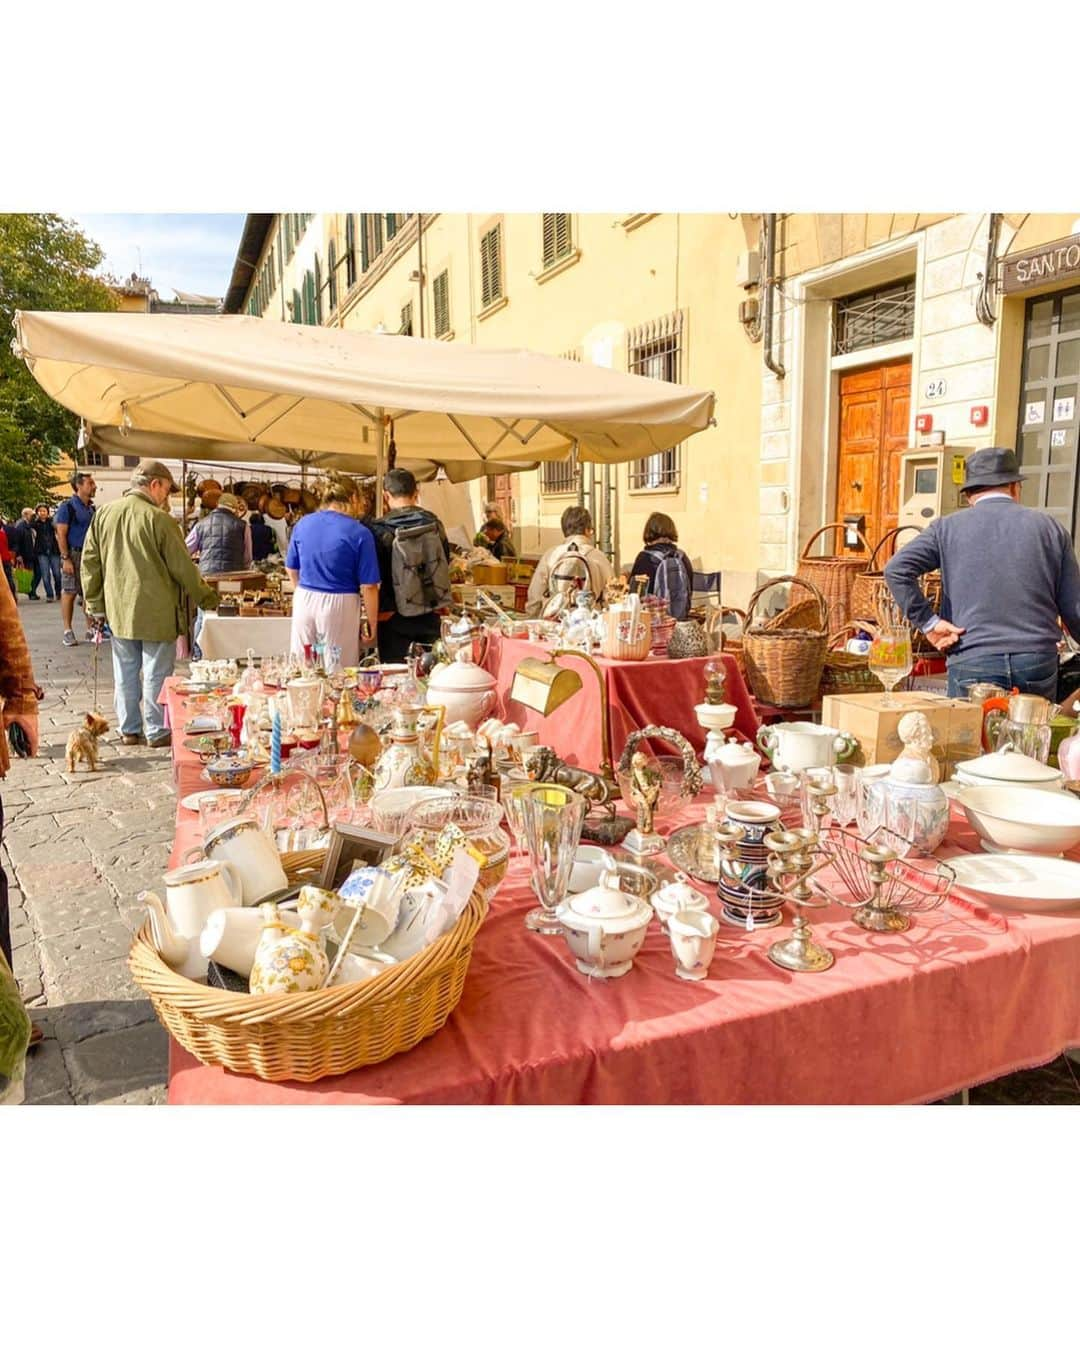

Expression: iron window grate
xmin=834 ymin=278 xmax=916 ymax=355
xmin=627 ymin=312 xmax=684 ymax=491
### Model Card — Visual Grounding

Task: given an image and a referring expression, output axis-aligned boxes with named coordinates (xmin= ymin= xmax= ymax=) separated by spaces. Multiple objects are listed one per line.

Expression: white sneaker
xmin=62 ymin=630 xmax=78 ymax=647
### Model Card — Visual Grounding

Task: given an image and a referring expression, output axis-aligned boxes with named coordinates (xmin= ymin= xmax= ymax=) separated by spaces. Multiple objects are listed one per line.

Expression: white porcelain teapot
xmin=704 ymin=736 xmax=760 ymax=792
xmin=556 ymin=871 xmax=653 ymax=978
xmin=756 ymin=722 xmax=856 ymax=774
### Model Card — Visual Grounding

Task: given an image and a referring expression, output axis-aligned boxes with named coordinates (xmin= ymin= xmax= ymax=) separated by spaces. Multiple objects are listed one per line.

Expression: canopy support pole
xmin=375 ymin=410 xmax=387 ymax=517
xmin=181 ymin=458 xmax=188 ymax=532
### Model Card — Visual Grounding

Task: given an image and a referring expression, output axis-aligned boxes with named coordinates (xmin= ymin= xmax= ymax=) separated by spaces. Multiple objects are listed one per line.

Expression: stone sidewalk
xmin=5 ymin=595 xmax=176 ymax=1103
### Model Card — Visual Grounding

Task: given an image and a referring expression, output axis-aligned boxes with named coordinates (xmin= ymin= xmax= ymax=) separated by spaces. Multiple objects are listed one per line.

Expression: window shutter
xmin=360 ymin=214 xmax=371 ymax=272
xmin=386 ymin=213 xmax=398 ymax=240
xmin=345 ymin=216 xmax=357 ymax=286
xmin=433 ymin=270 xmax=450 ymax=337
xmin=373 ymin=214 xmax=384 ymax=255
xmin=400 ymin=301 xmax=413 ymax=336
xmin=480 ymin=225 xmax=502 ymax=308
xmin=292 ymin=288 xmax=302 ymax=324
xmin=542 ymin=214 xmax=571 ymax=268
xmin=314 ymin=257 xmax=323 ymax=324
xmin=328 ymin=240 xmax=337 ymax=310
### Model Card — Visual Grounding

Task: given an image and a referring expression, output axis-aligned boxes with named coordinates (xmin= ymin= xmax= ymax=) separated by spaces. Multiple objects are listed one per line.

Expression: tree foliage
xmin=0 ymin=214 xmax=117 ymax=516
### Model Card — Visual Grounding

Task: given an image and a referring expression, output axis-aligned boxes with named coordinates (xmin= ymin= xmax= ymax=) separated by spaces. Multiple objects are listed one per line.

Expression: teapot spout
xmin=138 ymin=891 xmax=191 ymax=968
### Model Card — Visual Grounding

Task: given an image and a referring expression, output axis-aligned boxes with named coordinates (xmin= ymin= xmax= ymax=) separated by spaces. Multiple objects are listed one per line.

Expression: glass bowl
xmin=399 ymin=794 xmax=509 ymax=898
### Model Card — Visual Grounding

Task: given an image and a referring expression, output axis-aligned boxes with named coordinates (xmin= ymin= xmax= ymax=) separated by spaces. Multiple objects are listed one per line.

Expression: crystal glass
xmin=520 ymin=785 xmax=587 ymax=934
xmin=831 ymin=763 xmax=859 ymax=827
xmin=855 ymin=765 xmax=891 ymax=836
xmin=504 ymin=780 xmax=545 ymax=860
xmin=198 ymin=793 xmax=252 ymax=840
xmin=868 ymin=624 xmax=913 ymax=707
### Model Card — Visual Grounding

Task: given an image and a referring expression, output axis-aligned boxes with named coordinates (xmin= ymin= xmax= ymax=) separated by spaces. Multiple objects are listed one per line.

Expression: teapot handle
xmin=834 ymin=732 xmax=857 ymax=762
xmin=181 ymin=844 xmax=205 ymax=865
xmin=219 ymin=860 xmax=242 ymax=904
xmin=756 ymin=725 xmax=776 ymax=761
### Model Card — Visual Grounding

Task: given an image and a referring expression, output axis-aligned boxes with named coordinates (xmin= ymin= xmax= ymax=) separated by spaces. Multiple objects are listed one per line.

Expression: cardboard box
xmin=821 ymin=691 xmax=984 ymax=769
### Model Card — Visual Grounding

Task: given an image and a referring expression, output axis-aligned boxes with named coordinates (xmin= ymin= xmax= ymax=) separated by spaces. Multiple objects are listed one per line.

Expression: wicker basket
xmin=600 ymin=607 xmax=652 ymax=660
xmin=796 ymin=522 xmax=873 ymax=635
xmin=819 ymin=622 xmax=880 ymax=696
xmin=849 ymin=526 xmax=921 ymax=623
xmin=742 ymin=576 xmax=829 ymax=708
xmin=129 ymin=852 xmax=489 ymax=1082
xmin=714 ymin=607 xmax=747 ymax=673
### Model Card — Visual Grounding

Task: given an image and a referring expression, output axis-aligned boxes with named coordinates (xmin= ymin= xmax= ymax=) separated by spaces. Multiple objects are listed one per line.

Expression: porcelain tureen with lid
xmin=425 ymin=651 xmax=497 ymax=730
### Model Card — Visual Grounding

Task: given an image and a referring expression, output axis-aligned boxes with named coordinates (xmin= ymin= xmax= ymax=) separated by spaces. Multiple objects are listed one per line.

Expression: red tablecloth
xmin=160 ymin=678 xmax=1080 ymax=1104
xmin=483 ymin=637 xmax=759 ymax=773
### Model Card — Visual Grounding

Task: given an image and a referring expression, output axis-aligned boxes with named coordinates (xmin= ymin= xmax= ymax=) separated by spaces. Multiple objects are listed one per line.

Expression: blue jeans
xmin=34 ymin=554 xmax=61 ymax=598
xmin=946 ymin=651 xmax=1060 ymax=701
xmin=111 ymin=636 xmax=176 ymax=740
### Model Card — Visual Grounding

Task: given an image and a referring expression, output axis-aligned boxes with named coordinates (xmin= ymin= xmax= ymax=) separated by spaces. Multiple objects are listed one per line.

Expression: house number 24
xmin=924 ymin=378 xmax=947 ymax=399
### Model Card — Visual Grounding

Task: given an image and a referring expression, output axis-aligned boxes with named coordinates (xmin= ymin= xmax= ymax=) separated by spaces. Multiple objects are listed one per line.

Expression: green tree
xmin=0 ymin=213 xmax=117 ymax=517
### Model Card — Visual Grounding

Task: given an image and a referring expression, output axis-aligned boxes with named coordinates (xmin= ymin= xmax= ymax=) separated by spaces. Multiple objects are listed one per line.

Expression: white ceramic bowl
xmin=956 ymin=785 xmax=1080 ymax=855
xmin=568 ymin=845 xmax=610 ymax=894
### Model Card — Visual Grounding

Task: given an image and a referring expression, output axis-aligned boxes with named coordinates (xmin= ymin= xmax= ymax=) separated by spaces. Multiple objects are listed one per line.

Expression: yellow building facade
xmin=753 ymin=212 xmax=1080 ymax=575
xmin=229 ymin=213 xmax=765 ymax=599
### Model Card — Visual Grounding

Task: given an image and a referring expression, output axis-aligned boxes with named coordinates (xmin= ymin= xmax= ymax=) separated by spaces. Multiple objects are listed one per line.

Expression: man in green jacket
xmin=81 ymin=460 xmax=220 ymax=748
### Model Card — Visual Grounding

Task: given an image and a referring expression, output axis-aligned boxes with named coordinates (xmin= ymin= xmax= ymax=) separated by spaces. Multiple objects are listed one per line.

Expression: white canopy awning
xmin=14 ymin=311 xmax=715 ymax=475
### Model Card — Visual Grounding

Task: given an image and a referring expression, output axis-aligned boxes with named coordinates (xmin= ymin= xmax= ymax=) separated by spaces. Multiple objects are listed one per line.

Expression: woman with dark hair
xmin=248 ymin=511 xmax=277 ymax=562
xmin=628 ymin=512 xmax=694 ymax=618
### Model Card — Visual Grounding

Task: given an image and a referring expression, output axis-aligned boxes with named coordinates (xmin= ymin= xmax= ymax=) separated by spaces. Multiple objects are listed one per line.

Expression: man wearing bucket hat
xmin=885 ymin=447 xmax=1080 ymax=699
xmin=81 ymin=460 xmax=220 ymax=747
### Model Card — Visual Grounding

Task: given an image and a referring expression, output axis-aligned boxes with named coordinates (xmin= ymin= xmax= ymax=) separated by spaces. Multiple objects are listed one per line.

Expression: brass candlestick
xmin=853 ymin=842 xmax=909 ymax=932
xmin=764 ymin=828 xmax=837 ymax=973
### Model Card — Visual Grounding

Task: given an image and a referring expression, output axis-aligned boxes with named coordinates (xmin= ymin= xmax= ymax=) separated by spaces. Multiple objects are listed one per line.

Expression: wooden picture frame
xmin=319 ymin=823 xmax=397 ymax=890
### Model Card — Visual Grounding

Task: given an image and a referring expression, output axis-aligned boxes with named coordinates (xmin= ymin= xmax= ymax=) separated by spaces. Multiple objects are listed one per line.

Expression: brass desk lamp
xmin=508 ymin=647 xmax=616 ymax=784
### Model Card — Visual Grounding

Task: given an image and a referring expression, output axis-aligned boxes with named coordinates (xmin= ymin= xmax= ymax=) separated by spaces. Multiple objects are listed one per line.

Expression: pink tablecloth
xmin=160 ymin=675 xmax=1080 ymax=1104
xmin=483 ymin=637 xmax=759 ymax=773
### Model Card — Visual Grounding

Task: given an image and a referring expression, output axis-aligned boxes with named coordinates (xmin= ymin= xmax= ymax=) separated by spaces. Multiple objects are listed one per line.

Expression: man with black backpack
xmin=525 ymin=505 xmax=614 ymax=619
xmin=370 ymin=468 xmax=453 ymax=663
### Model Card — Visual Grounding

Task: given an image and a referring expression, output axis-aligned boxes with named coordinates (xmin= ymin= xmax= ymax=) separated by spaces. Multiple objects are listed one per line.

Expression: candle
xmin=271 ymin=710 xmax=282 ymax=776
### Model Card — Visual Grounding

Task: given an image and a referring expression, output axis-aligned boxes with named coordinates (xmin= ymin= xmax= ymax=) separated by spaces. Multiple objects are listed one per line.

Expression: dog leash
xmin=92 ymin=621 xmax=103 ymax=713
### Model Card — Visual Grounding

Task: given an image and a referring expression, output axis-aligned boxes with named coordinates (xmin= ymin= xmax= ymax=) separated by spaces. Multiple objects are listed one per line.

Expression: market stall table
xmin=154 ymin=689 xmax=1080 ymax=1103
xmin=197 ymin=613 xmax=293 ymax=660
xmin=483 ymin=635 xmax=759 ymax=773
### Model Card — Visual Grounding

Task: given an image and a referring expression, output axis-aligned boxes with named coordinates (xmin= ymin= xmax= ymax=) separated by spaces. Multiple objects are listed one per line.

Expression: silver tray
xmin=666 ymin=823 xmax=720 ymax=884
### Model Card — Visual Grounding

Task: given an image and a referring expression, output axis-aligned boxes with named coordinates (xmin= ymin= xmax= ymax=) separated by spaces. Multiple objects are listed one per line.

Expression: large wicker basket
xmin=742 ymin=575 xmax=829 ymax=708
xmin=129 ymin=850 xmax=489 ymax=1082
xmin=796 ymin=522 xmax=873 ymax=635
xmin=819 ymin=622 xmax=880 ymax=696
xmin=849 ymin=526 xmax=920 ymax=623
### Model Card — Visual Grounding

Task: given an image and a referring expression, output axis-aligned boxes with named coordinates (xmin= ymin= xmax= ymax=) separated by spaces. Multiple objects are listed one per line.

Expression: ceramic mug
xmin=335 ymin=866 xmax=404 ymax=948
xmin=510 ymin=730 xmax=540 ymax=762
xmin=187 ymin=816 xmax=289 ymax=905
xmin=163 ymin=859 xmax=242 ymax=940
xmin=668 ymin=908 xmax=720 ymax=981
xmin=199 ymin=904 xmax=300 ymax=977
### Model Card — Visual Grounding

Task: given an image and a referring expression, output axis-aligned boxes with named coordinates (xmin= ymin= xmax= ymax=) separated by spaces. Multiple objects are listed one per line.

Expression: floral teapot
xmin=555 ymin=870 xmax=653 ymax=979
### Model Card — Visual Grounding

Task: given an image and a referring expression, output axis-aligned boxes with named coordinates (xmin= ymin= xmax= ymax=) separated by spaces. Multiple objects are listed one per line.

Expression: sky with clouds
xmin=72 ymin=213 xmax=246 ymax=300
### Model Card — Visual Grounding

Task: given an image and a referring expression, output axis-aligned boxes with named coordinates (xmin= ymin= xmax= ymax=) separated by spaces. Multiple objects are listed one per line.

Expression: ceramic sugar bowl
xmin=556 ymin=872 xmax=653 ymax=978
xmin=651 ymin=871 xmax=712 ymax=929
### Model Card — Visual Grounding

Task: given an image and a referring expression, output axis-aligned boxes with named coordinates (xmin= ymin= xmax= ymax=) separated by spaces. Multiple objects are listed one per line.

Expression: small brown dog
xmin=66 ymin=712 xmax=110 ymax=772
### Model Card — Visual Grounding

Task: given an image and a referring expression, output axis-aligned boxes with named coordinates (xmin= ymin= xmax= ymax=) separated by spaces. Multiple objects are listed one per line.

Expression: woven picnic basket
xmin=819 ymin=621 xmax=880 ymax=697
xmin=849 ymin=526 xmax=920 ymax=623
xmin=128 ymin=848 xmax=489 ymax=1082
xmin=796 ymin=522 xmax=873 ymax=634
xmin=742 ymin=575 xmax=829 ymax=708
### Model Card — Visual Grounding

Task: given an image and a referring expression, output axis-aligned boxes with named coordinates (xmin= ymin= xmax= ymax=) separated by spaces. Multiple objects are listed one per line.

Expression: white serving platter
xmin=950 ymin=852 xmax=1080 ymax=913
xmin=179 ymin=788 xmax=246 ymax=813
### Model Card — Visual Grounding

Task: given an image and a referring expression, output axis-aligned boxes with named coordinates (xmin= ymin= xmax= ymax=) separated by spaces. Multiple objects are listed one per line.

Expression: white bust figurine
xmin=890 ymin=710 xmax=940 ymax=784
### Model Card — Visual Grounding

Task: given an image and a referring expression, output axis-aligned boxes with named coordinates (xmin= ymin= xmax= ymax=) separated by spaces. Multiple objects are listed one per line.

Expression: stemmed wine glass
xmin=869 ymin=596 xmax=913 ymax=707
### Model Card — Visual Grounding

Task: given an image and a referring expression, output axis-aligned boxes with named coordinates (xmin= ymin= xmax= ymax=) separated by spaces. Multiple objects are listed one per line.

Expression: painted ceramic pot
xmin=249 ymin=907 xmax=329 ymax=994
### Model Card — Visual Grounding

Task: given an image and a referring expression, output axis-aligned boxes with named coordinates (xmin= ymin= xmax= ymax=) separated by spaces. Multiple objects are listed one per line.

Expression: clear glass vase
xmin=520 ymin=785 xmax=587 ymax=934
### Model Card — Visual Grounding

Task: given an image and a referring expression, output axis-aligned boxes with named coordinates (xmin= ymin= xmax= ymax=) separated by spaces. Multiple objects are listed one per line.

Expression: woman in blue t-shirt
xmin=285 ymin=476 xmax=380 ymax=667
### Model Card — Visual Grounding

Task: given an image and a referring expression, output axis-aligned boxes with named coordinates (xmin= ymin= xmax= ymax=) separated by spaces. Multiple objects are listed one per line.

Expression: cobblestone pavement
xmin=5 ymin=595 xmax=174 ymax=1104
xmin=3 ymin=594 xmax=1077 ymax=1105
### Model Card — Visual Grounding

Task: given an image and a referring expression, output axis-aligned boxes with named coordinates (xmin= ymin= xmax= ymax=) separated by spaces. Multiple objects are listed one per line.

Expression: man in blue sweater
xmin=885 ymin=447 xmax=1080 ymax=700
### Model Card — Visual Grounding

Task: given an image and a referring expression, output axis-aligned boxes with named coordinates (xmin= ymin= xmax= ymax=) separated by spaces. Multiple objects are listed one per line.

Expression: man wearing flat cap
xmin=885 ymin=447 xmax=1080 ymax=699
xmin=81 ymin=460 xmax=220 ymax=747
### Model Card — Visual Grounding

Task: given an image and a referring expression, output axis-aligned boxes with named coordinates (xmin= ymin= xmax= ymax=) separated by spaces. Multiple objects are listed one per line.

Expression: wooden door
xmin=835 ymin=358 xmax=912 ymax=551
xmin=492 ymin=473 xmax=514 ymax=525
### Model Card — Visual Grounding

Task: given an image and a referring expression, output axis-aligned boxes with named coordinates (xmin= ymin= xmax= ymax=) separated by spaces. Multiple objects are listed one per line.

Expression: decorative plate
xmin=179 ymin=788 xmax=246 ymax=812
xmin=949 ymin=853 xmax=1080 ymax=913
xmin=666 ymin=824 xmax=721 ymax=883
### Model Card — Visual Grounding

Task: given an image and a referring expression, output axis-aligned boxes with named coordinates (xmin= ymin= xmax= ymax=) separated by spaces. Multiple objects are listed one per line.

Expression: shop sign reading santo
xmin=1001 ymin=234 xmax=1080 ymax=294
